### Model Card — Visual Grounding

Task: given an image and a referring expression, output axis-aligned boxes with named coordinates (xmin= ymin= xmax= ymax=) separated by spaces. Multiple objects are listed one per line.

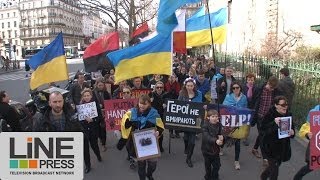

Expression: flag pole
xmin=205 ymin=0 xmax=215 ymax=65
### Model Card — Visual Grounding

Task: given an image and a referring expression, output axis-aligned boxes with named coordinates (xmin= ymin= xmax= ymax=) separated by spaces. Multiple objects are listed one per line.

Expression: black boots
xmin=186 ymin=144 xmax=195 ymax=168
xmin=85 ymin=166 xmax=91 ymax=174
xmin=184 ymin=140 xmax=188 ymax=155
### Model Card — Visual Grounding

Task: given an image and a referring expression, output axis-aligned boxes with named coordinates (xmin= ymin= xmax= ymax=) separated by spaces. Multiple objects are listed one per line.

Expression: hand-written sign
xmin=119 ymin=89 xmax=152 ymax=99
xmin=164 ymin=99 xmax=205 ymax=132
xmin=310 ymin=111 xmax=320 ymax=170
xmin=104 ymin=99 xmax=138 ymax=131
xmin=76 ymin=102 xmax=98 ymax=121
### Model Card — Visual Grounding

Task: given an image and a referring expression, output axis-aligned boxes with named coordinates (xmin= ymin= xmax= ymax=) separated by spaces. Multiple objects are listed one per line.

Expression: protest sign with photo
xmin=132 ymin=128 xmax=161 ymax=161
xmin=104 ymin=99 xmax=138 ymax=131
xmin=277 ymin=116 xmax=292 ymax=139
xmin=76 ymin=102 xmax=98 ymax=121
xmin=91 ymin=71 xmax=102 ymax=80
xmin=119 ymin=89 xmax=152 ymax=99
xmin=207 ymin=104 xmax=254 ymax=139
xmin=164 ymin=99 xmax=205 ymax=132
xmin=310 ymin=111 xmax=320 ymax=170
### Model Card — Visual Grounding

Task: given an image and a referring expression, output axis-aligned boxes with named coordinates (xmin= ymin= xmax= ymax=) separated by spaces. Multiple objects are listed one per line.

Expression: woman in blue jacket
xmin=178 ymin=77 xmax=203 ymax=168
xmin=223 ymin=81 xmax=248 ymax=170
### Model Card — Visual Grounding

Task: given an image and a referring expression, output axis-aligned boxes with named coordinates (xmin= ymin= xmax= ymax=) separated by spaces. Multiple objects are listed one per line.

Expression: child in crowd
xmin=201 ymin=109 xmax=224 ymax=180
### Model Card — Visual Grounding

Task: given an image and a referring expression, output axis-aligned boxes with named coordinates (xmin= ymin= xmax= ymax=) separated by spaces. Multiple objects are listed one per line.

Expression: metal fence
xmin=214 ymin=53 xmax=320 ymax=128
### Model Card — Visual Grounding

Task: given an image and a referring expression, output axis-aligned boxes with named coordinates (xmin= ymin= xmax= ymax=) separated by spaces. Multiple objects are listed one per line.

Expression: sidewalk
xmin=0 ymin=61 xmax=25 ymax=75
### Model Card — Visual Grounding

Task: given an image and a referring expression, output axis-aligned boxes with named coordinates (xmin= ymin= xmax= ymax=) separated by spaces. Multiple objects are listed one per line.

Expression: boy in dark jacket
xmin=201 ymin=110 xmax=224 ymax=180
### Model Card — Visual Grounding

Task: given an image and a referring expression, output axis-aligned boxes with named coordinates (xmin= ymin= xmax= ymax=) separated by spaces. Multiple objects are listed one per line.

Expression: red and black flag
xmin=129 ymin=22 xmax=149 ymax=46
xmin=83 ymin=32 xmax=119 ymax=72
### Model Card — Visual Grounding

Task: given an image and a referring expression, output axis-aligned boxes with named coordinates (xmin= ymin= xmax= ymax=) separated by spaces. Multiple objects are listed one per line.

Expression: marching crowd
xmin=0 ymin=55 xmax=318 ymax=180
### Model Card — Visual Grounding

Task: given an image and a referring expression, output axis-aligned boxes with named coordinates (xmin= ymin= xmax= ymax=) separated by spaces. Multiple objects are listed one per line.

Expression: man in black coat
xmin=216 ymin=66 xmax=236 ymax=104
xmin=0 ymin=91 xmax=21 ymax=131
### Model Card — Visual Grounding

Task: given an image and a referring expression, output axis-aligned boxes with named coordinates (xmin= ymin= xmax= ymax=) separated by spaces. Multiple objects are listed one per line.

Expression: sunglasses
xmin=232 ymin=86 xmax=240 ymax=90
xmin=122 ymin=91 xmax=131 ymax=94
xmin=278 ymin=103 xmax=288 ymax=107
xmin=156 ymin=86 xmax=164 ymax=89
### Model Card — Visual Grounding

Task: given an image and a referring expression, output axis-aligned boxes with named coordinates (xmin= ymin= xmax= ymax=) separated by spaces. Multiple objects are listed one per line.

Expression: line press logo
xmin=0 ymin=132 xmax=83 ymax=180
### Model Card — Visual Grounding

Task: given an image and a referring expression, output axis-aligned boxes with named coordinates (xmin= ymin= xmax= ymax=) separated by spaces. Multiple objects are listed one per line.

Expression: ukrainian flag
xmin=107 ymin=34 xmax=172 ymax=84
xmin=28 ymin=32 xmax=68 ymax=90
xmin=107 ymin=0 xmax=202 ymax=83
xmin=186 ymin=8 xmax=227 ymax=46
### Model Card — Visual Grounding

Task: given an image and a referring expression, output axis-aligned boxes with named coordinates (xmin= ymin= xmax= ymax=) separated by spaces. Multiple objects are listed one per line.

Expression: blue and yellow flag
xmin=28 ymin=32 xmax=68 ymax=90
xmin=157 ymin=0 xmax=201 ymax=35
xmin=107 ymin=0 xmax=202 ymax=83
xmin=186 ymin=8 xmax=227 ymax=46
xmin=107 ymin=34 xmax=172 ymax=84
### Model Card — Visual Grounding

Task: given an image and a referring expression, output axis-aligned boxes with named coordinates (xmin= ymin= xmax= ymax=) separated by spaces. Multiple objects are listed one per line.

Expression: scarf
xmin=130 ymin=107 xmax=159 ymax=129
xmin=246 ymin=83 xmax=253 ymax=99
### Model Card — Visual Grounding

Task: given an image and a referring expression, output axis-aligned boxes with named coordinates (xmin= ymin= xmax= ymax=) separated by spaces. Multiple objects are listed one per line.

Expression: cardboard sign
xmin=76 ymin=102 xmax=98 ymax=121
xmin=119 ymin=89 xmax=152 ymax=99
xmin=310 ymin=111 xmax=320 ymax=170
xmin=104 ymin=99 xmax=138 ymax=131
xmin=164 ymin=99 xmax=205 ymax=132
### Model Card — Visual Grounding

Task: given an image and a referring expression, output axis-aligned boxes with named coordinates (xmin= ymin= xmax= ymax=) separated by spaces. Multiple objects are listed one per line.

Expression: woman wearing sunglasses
xmin=222 ymin=81 xmax=248 ymax=170
xmin=149 ymin=81 xmax=169 ymax=152
xmin=260 ymin=96 xmax=295 ymax=180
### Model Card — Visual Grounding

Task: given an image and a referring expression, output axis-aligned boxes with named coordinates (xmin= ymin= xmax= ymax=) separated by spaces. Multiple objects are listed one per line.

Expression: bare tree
xmin=79 ymin=0 xmax=158 ymax=38
xmin=260 ymin=30 xmax=303 ymax=59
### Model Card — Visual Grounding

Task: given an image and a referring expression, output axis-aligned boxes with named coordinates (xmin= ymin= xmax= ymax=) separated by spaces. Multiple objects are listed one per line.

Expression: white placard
xmin=278 ymin=116 xmax=292 ymax=139
xmin=132 ymin=128 xmax=160 ymax=160
xmin=76 ymin=102 xmax=98 ymax=121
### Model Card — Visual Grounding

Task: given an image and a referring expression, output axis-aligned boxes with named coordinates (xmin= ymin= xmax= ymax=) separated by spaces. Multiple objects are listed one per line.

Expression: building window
xmin=14 ymin=12 xmax=16 ymax=17
xmin=1 ymin=23 xmax=4 ymax=28
xmin=8 ymin=31 xmax=11 ymax=38
xmin=7 ymin=13 xmax=9 ymax=18
xmin=2 ymin=32 xmax=4 ymax=38
xmin=15 ymin=40 xmax=18 ymax=46
xmin=14 ymin=21 xmax=17 ymax=27
xmin=15 ymin=30 xmax=17 ymax=38
xmin=7 ymin=22 xmax=10 ymax=28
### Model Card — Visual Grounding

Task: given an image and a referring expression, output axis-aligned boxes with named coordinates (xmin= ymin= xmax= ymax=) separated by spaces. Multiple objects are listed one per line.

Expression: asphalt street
xmin=0 ymin=59 xmax=319 ymax=180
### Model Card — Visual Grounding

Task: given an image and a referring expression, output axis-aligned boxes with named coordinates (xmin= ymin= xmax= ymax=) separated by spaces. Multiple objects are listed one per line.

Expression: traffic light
xmin=13 ymin=45 xmax=16 ymax=52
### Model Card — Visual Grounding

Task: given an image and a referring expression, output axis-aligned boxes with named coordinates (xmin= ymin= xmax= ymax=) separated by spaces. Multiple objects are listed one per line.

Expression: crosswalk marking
xmin=0 ymin=72 xmax=77 ymax=82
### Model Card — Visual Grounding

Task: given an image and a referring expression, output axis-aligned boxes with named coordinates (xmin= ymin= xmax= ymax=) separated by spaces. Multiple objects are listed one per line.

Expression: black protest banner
xmin=164 ymin=99 xmax=205 ymax=132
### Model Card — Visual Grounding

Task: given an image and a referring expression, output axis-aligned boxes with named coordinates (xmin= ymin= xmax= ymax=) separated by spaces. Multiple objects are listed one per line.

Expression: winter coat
xmin=121 ymin=107 xmax=164 ymax=157
xmin=278 ymin=76 xmax=295 ymax=107
xmin=178 ymin=90 xmax=203 ymax=103
xmin=164 ymin=81 xmax=181 ymax=99
xmin=251 ymin=83 xmax=283 ymax=126
xmin=33 ymin=106 xmax=83 ymax=132
xmin=0 ymin=102 xmax=21 ymax=132
xmin=201 ymin=121 xmax=223 ymax=156
xmin=261 ymin=106 xmax=295 ymax=162
xmin=222 ymin=93 xmax=248 ymax=108
xmin=196 ymin=77 xmax=210 ymax=96
xmin=149 ymin=91 xmax=169 ymax=118
xmin=216 ymin=75 xmax=236 ymax=104
xmin=242 ymin=83 xmax=258 ymax=109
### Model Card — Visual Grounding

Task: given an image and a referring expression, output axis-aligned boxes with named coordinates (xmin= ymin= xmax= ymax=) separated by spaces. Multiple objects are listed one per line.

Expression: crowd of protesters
xmin=1 ymin=54 xmax=318 ymax=180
